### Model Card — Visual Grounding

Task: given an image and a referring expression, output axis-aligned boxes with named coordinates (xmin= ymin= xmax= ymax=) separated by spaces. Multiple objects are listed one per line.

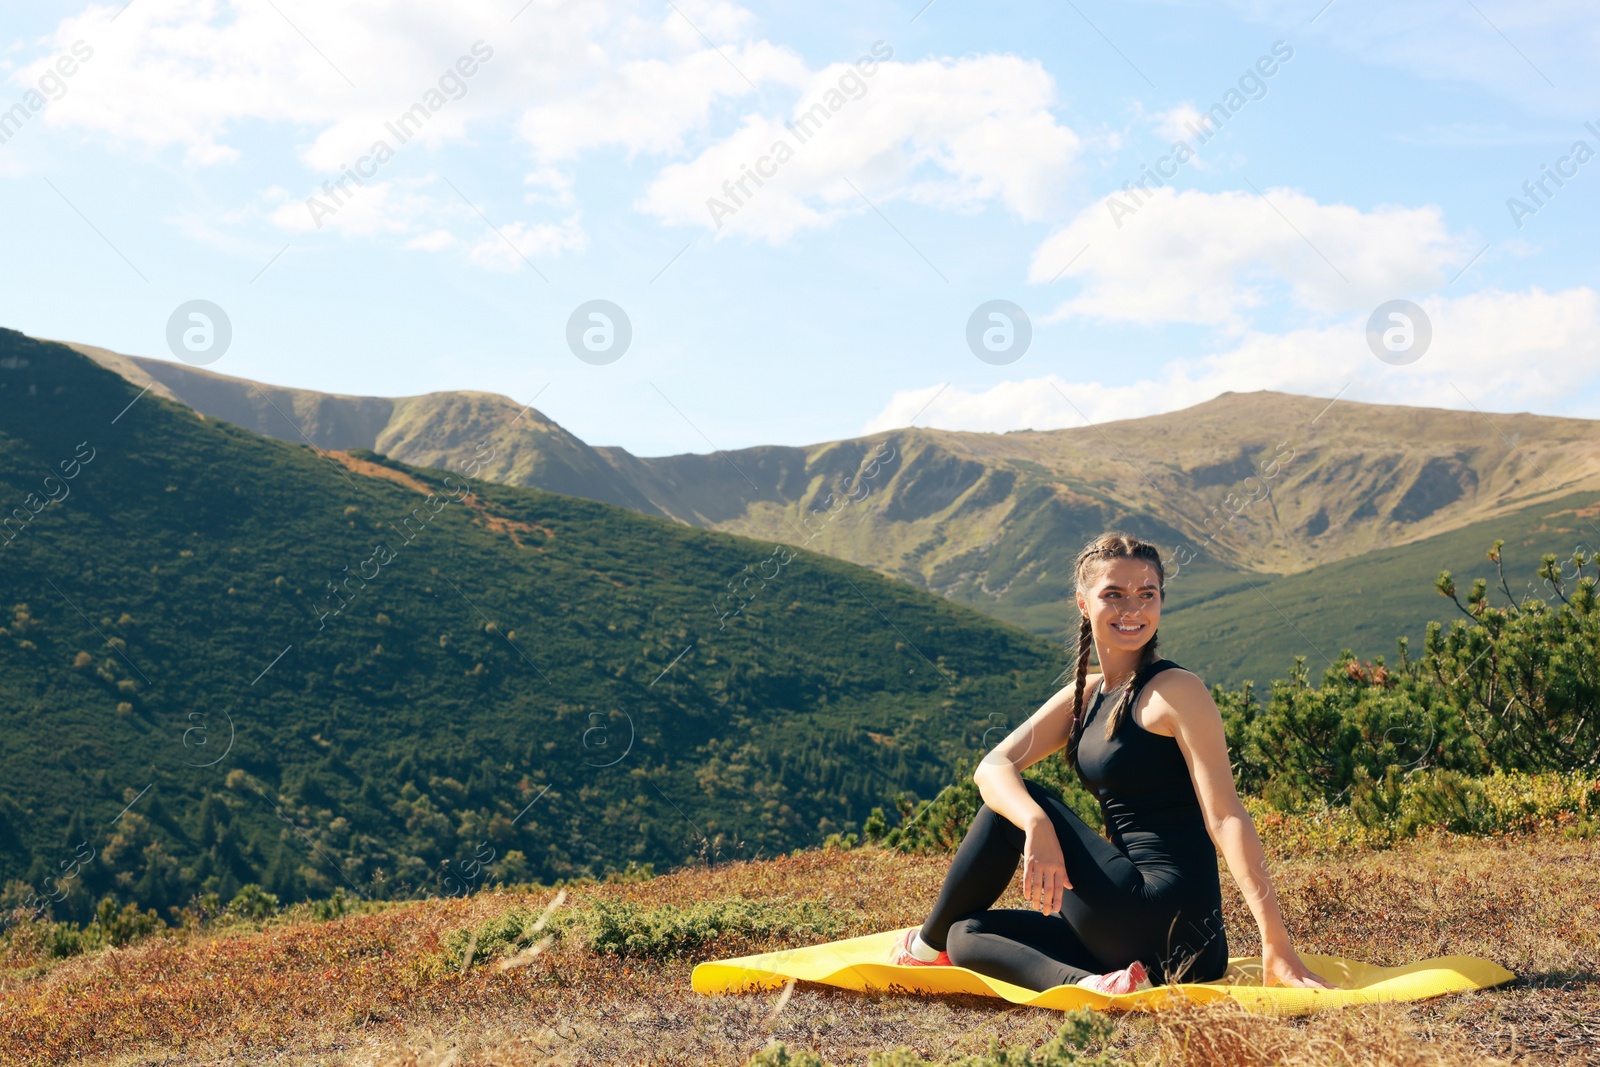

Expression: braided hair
xmin=1063 ymin=532 xmax=1166 ymax=772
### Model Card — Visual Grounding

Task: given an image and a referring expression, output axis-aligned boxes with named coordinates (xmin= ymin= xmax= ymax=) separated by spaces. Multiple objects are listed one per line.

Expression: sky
xmin=1 ymin=0 xmax=1596 ymax=457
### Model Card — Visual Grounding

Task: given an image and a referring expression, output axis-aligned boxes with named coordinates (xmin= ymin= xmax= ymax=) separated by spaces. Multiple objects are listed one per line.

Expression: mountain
xmin=61 ymin=340 xmax=668 ymax=518
xmin=67 ymin=338 xmax=1600 ymax=667
xmin=1159 ymin=485 xmax=1600 ymax=686
xmin=0 ymin=329 xmax=1060 ymax=922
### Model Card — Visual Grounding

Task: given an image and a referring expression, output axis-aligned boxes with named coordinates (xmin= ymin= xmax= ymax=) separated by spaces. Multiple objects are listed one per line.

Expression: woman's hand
xmin=1262 ymin=942 xmax=1336 ymax=989
xmin=1021 ymin=815 xmax=1070 ymax=914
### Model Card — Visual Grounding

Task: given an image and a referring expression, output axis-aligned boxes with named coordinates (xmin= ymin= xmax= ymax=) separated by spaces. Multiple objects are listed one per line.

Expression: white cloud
xmin=523 ymin=166 xmax=577 ymax=207
xmin=659 ymin=0 xmax=758 ymax=47
xmin=261 ymin=177 xmax=585 ymax=265
xmin=1029 ymin=186 xmax=1475 ymax=330
xmin=19 ymin=0 xmax=769 ymax=171
xmin=16 ymin=2 xmax=1089 ymax=257
xmin=21 ymin=0 xmax=498 ymax=164
xmin=268 ymin=179 xmax=434 ymax=237
xmin=14 ymin=0 xmax=899 ymax=264
xmin=405 ymin=228 xmax=456 ymax=251
xmin=516 ymin=40 xmax=809 ymax=161
xmin=1151 ymin=103 xmax=1204 ymax=145
xmin=861 ymin=286 xmax=1600 ymax=434
xmin=467 ymin=216 xmax=587 ymax=270
xmin=636 ymin=52 xmax=1082 ymax=241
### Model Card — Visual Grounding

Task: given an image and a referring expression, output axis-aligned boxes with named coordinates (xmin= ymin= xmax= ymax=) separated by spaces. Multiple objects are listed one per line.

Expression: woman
xmin=888 ymin=532 xmax=1333 ymax=994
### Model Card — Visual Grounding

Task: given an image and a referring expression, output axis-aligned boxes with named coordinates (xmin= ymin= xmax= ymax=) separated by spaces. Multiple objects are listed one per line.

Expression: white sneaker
xmin=1075 ymin=960 xmax=1152 ymax=995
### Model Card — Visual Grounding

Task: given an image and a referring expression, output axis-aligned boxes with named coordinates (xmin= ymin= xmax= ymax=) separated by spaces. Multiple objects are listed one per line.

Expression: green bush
xmin=882 ymin=754 xmax=1103 ymax=855
xmin=862 ymin=807 xmax=888 ymax=842
xmin=603 ymin=861 xmax=656 ymax=884
xmin=746 ymin=1043 xmax=826 ymax=1067
xmin=1219 ymin=544 xmax=1598 ymax=811
xmin=1424 ymin=544 xmax=1598 ymax=773
xmin=93 ymin=896 xmax=164 ymax=947
xmin=442 ymin=895 xmax=854 ymax=970
xmin=0 ymin=914 xmax=101 ymax=963
xmin=1246 ymin=770 xmax=1598 ymax=852
xmin=584 ymin=898 xmax=848 ymax=960
xmin=441 ymin=904 xmax=547 ymax=970
xmin=226 ymin=883 xmax=281 ymax=922
xmin=1 ymin=896 xmax=166 ymax=964
xmin=308 ymin=887 xmax=353 ymax=922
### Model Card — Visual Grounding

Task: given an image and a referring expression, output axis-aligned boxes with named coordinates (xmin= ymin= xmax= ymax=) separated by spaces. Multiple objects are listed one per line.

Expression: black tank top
xmin=1073 ymin=658 xmax=1214 ymax=869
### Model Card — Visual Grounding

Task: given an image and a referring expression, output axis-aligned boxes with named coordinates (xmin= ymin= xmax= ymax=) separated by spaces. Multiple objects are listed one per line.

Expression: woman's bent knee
xmin=943 ymin=917 xmax=982 ymax=962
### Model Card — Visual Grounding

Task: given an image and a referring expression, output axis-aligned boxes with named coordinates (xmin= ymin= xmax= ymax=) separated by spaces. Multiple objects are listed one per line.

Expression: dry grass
xmin=1 ymin=836 xmax=1594 ymax=1067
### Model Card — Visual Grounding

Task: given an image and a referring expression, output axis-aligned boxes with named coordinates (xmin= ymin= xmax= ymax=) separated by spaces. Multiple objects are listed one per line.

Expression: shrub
xmin=1218 ymin=544 xmax=1599 ymax=809
xmin=883 ymin=755 xmax=1102 ymax=855
xmin=0 ymin=914 xmax=95 ymax=965
xmin=746 ymin=1043 xmax=826 ymax=1067
xmin=862 ymin=807 xmax=888 ymax=843
xmin=442 ymin=895 xmax=853 ymax=971
xmin=94 ymin=896 xmax=164 ymax=947
xmin=309 ymin=887 xmax=353 ymax=922
xmin=225 ymin=883 xmax=281 ymax=922
xmin=0 ymin=895 xmax=170 ymax=965
xmin=604 ymin=860 xmax=656 ymax=884
xmin=1245 ymin=770 xmax=1598 ymax=852
xmin=581 ymin=898 xmax=848 ymax=961
xmin=1424 ymin=546 xmax=1598 ymax=773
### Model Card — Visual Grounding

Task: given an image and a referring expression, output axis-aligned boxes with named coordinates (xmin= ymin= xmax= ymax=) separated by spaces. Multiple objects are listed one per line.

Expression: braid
xmin=1064 ymin=614 xmax=1094 ymax=768
xmin=1060 ymin=531 xmax=1168 ymax=772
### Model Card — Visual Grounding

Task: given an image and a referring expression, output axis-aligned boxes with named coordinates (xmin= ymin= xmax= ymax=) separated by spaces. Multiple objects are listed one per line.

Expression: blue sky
xmin=1 ymin=0 xmax=1596 ymax=455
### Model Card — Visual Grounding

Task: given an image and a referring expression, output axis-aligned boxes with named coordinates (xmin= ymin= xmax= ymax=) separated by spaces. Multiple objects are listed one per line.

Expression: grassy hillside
xmin=1159 ymin=489 xmax=1600 ymax=686
xmin=2 ymin=835 xmax=1594 ymax=1066
xmin=0 ymin=329 xmax=1061 ymax=922
xmin=70 ymin=340 xmax=1600 ymax=675
xmin=62 ymin=340 xmax=669 ymax=517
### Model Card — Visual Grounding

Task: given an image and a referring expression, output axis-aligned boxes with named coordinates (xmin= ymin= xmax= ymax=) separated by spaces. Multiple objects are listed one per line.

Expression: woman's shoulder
xmin=1140 ymin=659 xmax=1201 ymax=686
xmin=1147 ymin=657 xmax=1191 ymax=676
xmin=1128 ymin=664 xmax=1209 ymax=737
xmin=1139 ymin=664 xmax=1213 ymax=722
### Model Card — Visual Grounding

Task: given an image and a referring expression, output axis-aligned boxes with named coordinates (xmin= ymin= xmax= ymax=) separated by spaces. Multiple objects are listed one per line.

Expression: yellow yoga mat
xmin=691 ymin=928 xmax=1515 ymax=1016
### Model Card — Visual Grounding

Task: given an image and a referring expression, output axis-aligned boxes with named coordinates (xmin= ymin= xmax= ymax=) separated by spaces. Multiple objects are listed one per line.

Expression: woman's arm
xmin=1143 ymin=671 xmax=1334 ymax=989
xmin=971 ymin=675 xmax=1098 ymax=914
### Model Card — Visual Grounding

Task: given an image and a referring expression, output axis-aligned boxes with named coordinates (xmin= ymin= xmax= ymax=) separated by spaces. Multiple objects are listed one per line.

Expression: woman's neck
xmin=1097 ymin=652 xmax=1144 ymax=691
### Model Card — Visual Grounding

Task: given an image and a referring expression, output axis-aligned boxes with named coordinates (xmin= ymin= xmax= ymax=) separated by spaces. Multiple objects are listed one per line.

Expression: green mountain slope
xmin=62 ymin=341 xmax=669 ymax=519
xmin=1159 ymin=488 xmax=1600 ymax=686
xmin=1 ymin=330 xmax=1060 ymax=923
xmin=69 ymin=340 xmax=1600 ymax=653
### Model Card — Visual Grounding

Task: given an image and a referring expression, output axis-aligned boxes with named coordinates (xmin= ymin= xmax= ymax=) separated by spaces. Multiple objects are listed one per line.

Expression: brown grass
xmin=327 ymin=450 xmax=554 ymax=548
xmin=328 ymin=451 xmax=441 ymax=496
xmin=1 ymin=836 xmax=1594 ymax=1067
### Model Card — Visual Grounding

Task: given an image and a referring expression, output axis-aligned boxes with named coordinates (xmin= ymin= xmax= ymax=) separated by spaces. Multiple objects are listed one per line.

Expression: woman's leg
xmin=945 ymin=909 xmax=1103 ymax=989
xmin=915 ymin=801 xmax=1024 ymax=952
xmin=919 ymin=780 xmax=1143 ymax=953
xmin=1144 ymin=893 xmax=1230 ymax=985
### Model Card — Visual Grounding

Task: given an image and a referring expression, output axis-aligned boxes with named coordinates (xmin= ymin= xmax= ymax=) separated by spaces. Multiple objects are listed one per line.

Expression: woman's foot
xmin=1075 ymin=960 xmax=1152 ymax=995
xmin=887 ymin=928 xmax=952 ymax=967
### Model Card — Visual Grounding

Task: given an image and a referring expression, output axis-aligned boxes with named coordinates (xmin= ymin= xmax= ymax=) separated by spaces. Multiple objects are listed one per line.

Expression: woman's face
xmin=1076 ymin=556 xmax=1162 ymax=651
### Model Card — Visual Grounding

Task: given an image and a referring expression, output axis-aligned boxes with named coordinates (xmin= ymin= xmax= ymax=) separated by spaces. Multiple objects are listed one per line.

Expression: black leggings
xmin=917 ymin=780 xmax=1229 ymax=991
